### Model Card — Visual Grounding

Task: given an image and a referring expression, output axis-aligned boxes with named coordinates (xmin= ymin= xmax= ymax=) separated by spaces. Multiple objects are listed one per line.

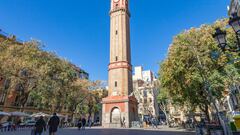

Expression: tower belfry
xmin=102 ymin=0 xmax=138 ymax=128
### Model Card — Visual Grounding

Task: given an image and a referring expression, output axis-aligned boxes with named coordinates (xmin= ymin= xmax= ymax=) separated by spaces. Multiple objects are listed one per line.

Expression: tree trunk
xmin=159 ymin=102 xmax=169 ymax=126
xmin=163 ymin=111 xmax=170 ymax=126
xmin=204 ymin=104 xmax=210 ymax=122
xmin=203 ymin=104 xmax=211 ymax=135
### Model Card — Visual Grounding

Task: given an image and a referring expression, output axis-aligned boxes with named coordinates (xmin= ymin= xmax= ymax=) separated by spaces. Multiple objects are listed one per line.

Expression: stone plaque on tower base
xmin=102 ymin=95 xmax=138 ymax=128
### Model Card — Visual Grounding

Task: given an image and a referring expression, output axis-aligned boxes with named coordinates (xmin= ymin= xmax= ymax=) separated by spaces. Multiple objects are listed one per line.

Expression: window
xmin=149 ymin=98 xmax=152 ymax=103
xmin=0 ymin=93 xmax=6 ymax=105
xmin=115 ymin=81 xmax=118 ymax=87
xmin=149 ymin=90 xmax=152 ymax=94
xmin=143 ymin=90 xmax=147 ymax=97
xmin=115 ymin=30 xmax=118 ymax=35
xmin=144 ymin=99 xmax=147 ymax=104
xmin=115 ymin=56 xmax=118 ymax=61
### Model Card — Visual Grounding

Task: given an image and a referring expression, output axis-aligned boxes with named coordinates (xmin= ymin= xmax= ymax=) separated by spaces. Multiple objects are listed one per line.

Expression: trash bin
xmin=233 ymin=115 xmax=240 ymax=131
xmin=230 ymin=121 xmax=237 ymax=132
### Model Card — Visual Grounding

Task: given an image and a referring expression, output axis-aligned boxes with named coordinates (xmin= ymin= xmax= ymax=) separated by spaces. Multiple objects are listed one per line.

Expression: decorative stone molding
xmin=108 ymin=61 xmax=132 ymax=71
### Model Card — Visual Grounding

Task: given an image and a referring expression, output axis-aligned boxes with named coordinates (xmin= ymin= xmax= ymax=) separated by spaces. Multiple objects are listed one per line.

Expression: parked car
xmin=0 ymin=122 xmax=12 ymax=128
xmin=24 ymin=120 xmax=36 ymax=127
xmin=0 ymin=122 xmax=14 ymax=131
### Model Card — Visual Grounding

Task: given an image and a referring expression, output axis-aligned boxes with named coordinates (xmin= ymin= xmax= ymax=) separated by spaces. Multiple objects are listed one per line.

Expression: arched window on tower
xmin=115 ymin=81 xmax=118 ymax=87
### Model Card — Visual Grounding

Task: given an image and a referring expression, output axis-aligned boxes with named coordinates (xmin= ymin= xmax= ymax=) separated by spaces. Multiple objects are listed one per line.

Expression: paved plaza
xmin=2 ymin=127 xmax=195 ymax=135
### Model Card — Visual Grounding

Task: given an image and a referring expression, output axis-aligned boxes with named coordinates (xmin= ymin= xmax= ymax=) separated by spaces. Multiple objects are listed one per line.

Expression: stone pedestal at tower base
xmin=102 ymin=95 xmax=138 ymax=128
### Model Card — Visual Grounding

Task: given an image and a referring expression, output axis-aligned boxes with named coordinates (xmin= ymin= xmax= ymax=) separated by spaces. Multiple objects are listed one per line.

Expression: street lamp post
xmin=213 ymin=12 xmax=240 ymax=53
xmin=212 ymin=12 xmax=240 ymax=135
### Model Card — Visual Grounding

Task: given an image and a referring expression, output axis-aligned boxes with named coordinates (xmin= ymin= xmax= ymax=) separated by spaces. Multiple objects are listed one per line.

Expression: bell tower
xmin=102 ymin=0 xmax=138 ymax=128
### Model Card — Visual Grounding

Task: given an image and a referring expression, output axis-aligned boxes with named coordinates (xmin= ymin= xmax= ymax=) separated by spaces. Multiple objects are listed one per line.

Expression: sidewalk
xmin=78 ymin=125 xmax=195 ymax=132
xmin=133 ymin=125 xmax=195 ymax=132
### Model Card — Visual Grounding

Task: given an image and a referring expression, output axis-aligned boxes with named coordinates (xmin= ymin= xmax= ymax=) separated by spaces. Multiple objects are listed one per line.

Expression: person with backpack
xmin=35 ymin=116 xmax=46 ymax=135
xmin=48 ymin=113 xmax=60 ymax=135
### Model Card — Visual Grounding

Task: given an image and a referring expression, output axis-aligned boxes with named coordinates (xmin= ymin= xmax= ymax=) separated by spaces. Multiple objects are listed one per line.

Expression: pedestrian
xmin=151 ymin=117 xmax=158 ymax=129
xmin=199 ymin=118 xmax=205 ymax=135
xmin=48 ymin=113 xmax=60 ymax=135
xmin=88 ymin=116 xmax=92 ymax=128
xmin=35 ymin=116 xmax=46 ymax=135
xmin=122 ymin=117 xmax=126 ymax=128
xmin=81 ymin=117 xmax=86 ymax=130
xmin=77 ymin=118 xmax=82 ymax=130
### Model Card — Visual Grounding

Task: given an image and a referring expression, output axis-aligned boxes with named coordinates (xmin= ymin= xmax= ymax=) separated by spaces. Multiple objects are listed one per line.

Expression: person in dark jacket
xmin=81 ymin=117 xmax=86 ymax=130
xmin=48 ymin=113 xmax=60 ymax=135
xmin=35 ymin=116 xmax=46 ymax=135
xmin=77 ymin=118 xmax=82 ymax=130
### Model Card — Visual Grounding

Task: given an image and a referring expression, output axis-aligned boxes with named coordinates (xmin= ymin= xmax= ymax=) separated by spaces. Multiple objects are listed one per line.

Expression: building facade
xmin=229 ymin=0 xmax=240 ymax=16
xmin=102 ymin=0 xmax=138 ymax=128
xmin=132 ymin=66 xmax=159 ymax=120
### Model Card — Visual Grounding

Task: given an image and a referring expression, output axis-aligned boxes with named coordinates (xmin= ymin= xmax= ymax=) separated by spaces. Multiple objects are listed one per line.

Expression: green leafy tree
xmin=159 ymin=19 xmax=240 ymax=121
xmin=0 ymin=39 xmax=92 ymax=115
xmin=66 ymin=79 xmax=89 ymax=118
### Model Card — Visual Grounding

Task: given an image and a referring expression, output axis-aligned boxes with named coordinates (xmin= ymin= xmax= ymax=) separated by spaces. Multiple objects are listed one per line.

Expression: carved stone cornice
xmin=110 ymin=8 xmax=131 ymax=17
xmin=108 ymin=61 xmax=132 ymax=71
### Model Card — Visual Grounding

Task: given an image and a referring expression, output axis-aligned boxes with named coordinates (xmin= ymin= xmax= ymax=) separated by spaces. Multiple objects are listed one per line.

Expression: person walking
xmin=48 ymin=113 xmax=60 ymax=135
xmin=151 ymin=117 xmax=158 ymax=129
xmin=122 ymin=117 xmax=126 ymax=128
xmin=199 ymin=118 xmax=206 ymax=135
xmin=88 ymin=116 xmax=92 ymax=128
xmin=81 ymin=117 xmax=86 ymax=130
xmin=77 ymin=118 xmax=82 ymax=130
xmin=35 ymin=116 xmax=46 ymax=135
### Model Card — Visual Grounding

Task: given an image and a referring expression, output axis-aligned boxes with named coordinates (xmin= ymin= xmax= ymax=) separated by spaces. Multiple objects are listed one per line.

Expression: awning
xmin=10 ymin=112 xmax=30 ymax=117
xmin=30 ymin=112 xmax=50 ymax=118
xmin=0 ymin=111 xmax=10 ymax=116
xmin=57 ymin=113 xmax=66 ymax=118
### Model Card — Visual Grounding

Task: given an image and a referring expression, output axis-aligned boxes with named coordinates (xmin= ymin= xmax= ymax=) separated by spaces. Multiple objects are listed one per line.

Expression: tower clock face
xmin=113 ymin=0 xmax=119 ymax=3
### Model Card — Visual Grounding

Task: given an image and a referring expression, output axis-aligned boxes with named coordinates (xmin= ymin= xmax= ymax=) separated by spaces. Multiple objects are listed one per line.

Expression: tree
xmin=85 ymin=81 xmax=108 ymax=117
xmin=157 ymin=88 xmax=170 ymax=125
xmin=65 ymin=79 xmax=89 ymax=119
xmin=159 ymin=19 xmax=239 ymax=122
xmin=0 ymin=39 xmax=91 ymax=114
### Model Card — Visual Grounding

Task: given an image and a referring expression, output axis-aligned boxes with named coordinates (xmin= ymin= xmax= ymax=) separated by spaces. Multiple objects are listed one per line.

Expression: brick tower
xmin=102 ymin=0 xmax=138 ymax=128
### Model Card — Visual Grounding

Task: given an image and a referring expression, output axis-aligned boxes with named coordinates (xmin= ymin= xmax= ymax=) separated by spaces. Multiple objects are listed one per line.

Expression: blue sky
xmin=0 ymin=0 xmax=229 ymax=81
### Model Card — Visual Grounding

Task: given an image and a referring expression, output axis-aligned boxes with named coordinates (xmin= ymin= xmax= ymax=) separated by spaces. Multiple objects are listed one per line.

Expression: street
xmin=2 ymin=127 xmax=195 ymax=135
